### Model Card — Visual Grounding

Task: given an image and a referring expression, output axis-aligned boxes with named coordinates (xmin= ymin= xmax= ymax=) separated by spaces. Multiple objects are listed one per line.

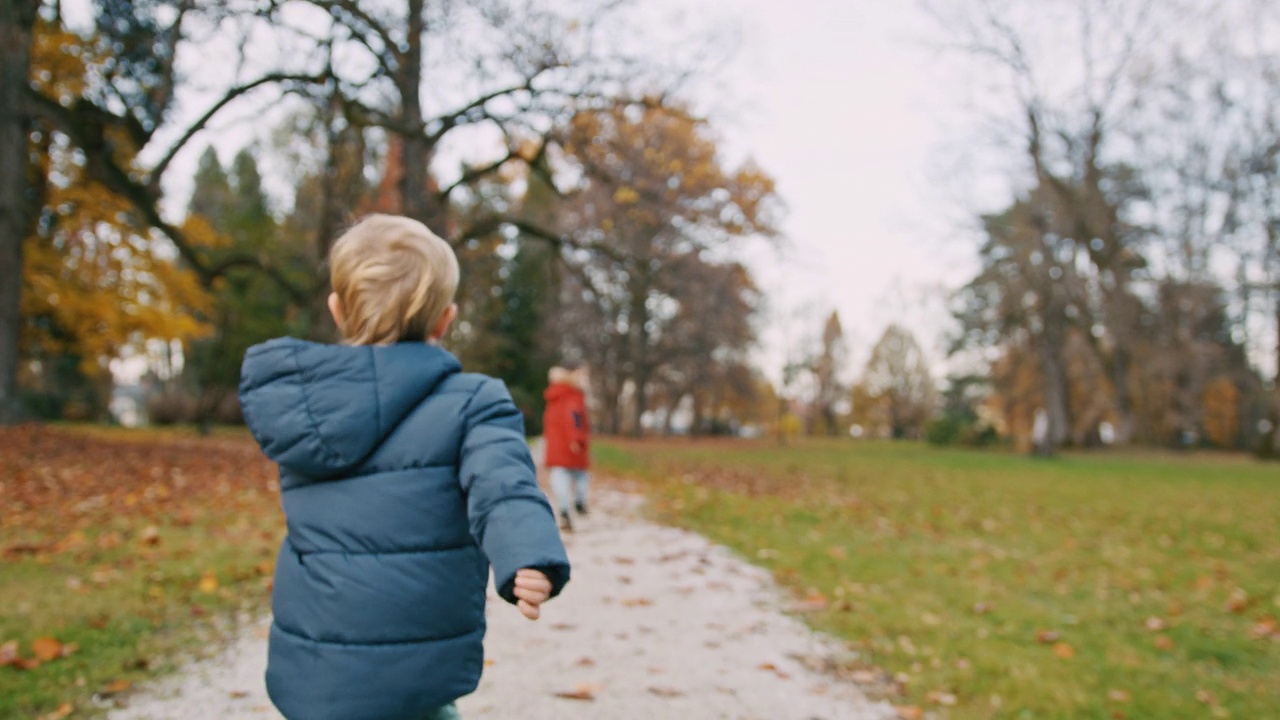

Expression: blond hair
xmin=328 ymin=214 xmax=459 ymax=345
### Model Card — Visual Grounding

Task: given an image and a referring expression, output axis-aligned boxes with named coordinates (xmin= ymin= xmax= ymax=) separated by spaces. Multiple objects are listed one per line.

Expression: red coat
xmin=543 ymin=382 xmax=589 ymax=469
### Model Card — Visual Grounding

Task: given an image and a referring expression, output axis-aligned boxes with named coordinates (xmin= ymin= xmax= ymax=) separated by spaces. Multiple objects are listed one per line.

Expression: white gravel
xmin=108 ymin=490 xmax=895 ymax=720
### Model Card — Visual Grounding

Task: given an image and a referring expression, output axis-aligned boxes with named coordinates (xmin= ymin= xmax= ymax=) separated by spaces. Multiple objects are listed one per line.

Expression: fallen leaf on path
xmin=553 ymin=684 xmax=598 ymax=701
xmin=894 ymin=706 xmax=924 ymax=720
xmin=38 ymin=703 xmax=73 ymax=720
xmin=197 ymin=571 xmax=220 ymax=594
xmin=927 ymin=690 xmax=958 ymax=706
xmin=98 ymin=679 xmax=132 ymax=696
xmin=648 ymin=686 xmax=684 ymax=698
xmin=613 ymin=556 xmax=635 ymax=565
xmin=621 ymin=597 xmax=653 ymax=607
xmin=124 ymin=657 xmax=150 ymax=671
xmin=793 ymin=589 xmax=828 ymax=612
xmin=1035 ymin=629 xmax=1060 ymax=644
xmin=575 ymin=657 xmax=595 ymax=667
xmin=3 ymin=542 xmax=48 ymax=557
xmin=1248 ymin=617 xmax=1278 ymax=640
xmin=757 ymin=662 xmax=791 ymax=679
xmin=0 ymin=641 xmax=18 ymax=666
xmin=229 ymin=691 xmax=249 ymax=699
xmin=138 ymin=526 xmax=160 ymax=546
xmin=849 ymin=670 xmax=880 ymax=684
xmin=32 ymin=636 xmax=70 ymax=662
xmin=550 ymin=623 xmax=576 ymax=631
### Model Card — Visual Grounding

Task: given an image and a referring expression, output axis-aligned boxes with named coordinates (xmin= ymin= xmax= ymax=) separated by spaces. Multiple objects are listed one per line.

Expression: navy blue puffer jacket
xmin=239 ymin=338 xmax=570 ymax=720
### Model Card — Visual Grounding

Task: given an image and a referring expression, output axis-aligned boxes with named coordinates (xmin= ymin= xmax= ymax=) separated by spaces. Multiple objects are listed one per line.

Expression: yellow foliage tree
xmin=20 ymin=19 xmax=210 ymax=411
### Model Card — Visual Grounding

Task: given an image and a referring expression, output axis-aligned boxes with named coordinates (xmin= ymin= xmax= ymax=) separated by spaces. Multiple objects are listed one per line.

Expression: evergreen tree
xmin=180 ymin=147 xmax=303 ymax=428
xmin=493 ymin=238 xmax=559 ymax=434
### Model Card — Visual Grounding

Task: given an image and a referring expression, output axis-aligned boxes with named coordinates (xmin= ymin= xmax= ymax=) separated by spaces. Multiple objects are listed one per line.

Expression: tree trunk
xmin=309 ymin=96 xmax=366 ymax=341
xmin=1274 ymin=291 xmax=1279 ymax=389
xmin=1104 ymin=280 xmax=1138 ymax=444
xmin=690 ymin=392 xmax=705 ymax=436
xmin=627 ymin=269 xmax=652 ymax=437
xmin=1262 ymin=294 xmax=1280 ymax=459
xmin=1035 ymin=335 xmax=1071 ymax=456
xmin=397 ymin=0 xmax=446 ymax=233
xmin=662 ymin=392 xmax=685 ymax=435
xmin=0 ymin=0 xmax=38 ymax=424
xmin=630 ymin=371 xmax=648 ymax=437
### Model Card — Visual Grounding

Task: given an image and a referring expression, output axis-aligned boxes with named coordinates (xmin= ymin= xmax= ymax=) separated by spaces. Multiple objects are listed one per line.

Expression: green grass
xmin=597 ymin=439 xmax=1280 ymax=719
xmin=1 ymin=425 xmax=281 ymax=719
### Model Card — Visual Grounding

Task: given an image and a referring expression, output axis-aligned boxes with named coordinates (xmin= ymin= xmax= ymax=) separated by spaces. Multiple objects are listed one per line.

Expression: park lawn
xmin=0 ymin=426 xmax=281 ymax=719
xmin=596 ymin=438 xmax=1280 ymax=720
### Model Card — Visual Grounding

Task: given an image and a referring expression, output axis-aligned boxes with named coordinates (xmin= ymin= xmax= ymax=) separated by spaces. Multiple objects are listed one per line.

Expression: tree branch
xmin=24 ymin=89 xmax=312 ymax=303
xmin=149 ymin=71 xmax=330 ymax=187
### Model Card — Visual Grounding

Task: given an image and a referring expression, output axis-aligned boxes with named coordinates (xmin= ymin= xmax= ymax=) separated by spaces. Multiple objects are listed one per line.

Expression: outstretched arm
xmin=458 ymin=379 xmax=570 ymax=609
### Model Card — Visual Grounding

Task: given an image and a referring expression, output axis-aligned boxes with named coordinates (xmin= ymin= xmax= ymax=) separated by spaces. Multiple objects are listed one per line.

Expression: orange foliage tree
xmin=1201 ymin=377 xmax=1241 ymax=449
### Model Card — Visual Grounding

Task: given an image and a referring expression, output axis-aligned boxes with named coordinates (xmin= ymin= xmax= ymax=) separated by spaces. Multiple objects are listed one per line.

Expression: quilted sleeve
xmin=458 ymin=378 xmax=570 ymax=604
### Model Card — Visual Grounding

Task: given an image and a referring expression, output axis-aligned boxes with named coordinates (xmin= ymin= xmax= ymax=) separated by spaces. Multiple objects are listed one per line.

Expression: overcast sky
xmin=698 ymin=0 xmax=982 ymax=376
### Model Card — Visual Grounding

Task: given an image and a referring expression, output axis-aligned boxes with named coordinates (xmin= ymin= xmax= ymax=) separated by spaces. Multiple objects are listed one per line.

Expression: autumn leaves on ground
xmin=3 ymin=428 xmax=1278 ymax=720
xmin=1 ymin=426 xmax=280 ymax=719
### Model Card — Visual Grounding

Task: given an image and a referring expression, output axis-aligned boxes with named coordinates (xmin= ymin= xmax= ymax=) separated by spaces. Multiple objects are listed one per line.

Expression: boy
xmin=239 ymin=214 xmax=570 ymax=720
xmin=542 ymin=362 xmax=591 ymax=530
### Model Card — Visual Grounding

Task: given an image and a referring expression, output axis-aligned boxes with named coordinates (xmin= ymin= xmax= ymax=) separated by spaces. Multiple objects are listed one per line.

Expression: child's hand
xmin=513 ymin=569 xmax=552 ymax=620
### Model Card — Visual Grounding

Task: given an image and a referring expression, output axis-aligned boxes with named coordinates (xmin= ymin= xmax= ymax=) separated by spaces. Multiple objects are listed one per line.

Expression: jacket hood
xmin=239 ymin=338 xmax=462 ymax=478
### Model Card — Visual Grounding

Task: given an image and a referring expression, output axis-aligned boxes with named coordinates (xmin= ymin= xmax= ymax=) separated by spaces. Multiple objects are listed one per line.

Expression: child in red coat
xmin=542 ymin=362 xmax=590 ymax=530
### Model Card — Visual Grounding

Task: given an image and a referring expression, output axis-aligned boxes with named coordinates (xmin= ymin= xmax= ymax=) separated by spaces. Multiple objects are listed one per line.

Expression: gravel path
xmin=108 ymin=490 xmax=894 ymax=720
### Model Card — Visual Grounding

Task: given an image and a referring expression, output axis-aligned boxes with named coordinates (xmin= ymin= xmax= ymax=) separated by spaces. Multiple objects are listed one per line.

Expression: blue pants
xmin=549 ymin=467 xmax=590 ymax=513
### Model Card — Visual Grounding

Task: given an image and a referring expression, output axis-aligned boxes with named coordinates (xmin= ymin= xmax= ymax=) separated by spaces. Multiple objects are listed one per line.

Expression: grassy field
xmin=4 ymin=426 xmax=1276 ymax=719
xmin=596 ymin=439 xmax=1280 ymax=720
xmin=0 ymin=426 xmax=280 ymax=719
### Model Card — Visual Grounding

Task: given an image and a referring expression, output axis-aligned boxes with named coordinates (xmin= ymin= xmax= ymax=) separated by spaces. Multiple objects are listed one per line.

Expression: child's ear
xmin=429 ymin=304 xmax=458 ymax=341
xmin=327 ymin=292 xmax=345 ymax=331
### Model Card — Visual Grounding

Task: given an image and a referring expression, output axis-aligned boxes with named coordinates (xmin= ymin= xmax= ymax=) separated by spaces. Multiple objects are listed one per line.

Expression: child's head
xmin=549 ymin=360 xmax=589 ymax=388
xmin=327 ymin=214 xmax=459 ymax=346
